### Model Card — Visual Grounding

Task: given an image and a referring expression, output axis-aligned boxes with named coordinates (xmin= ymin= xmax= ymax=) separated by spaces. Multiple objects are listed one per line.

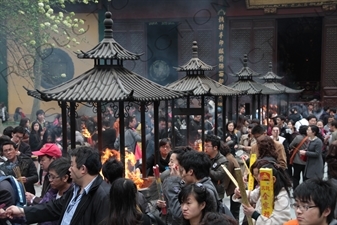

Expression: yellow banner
xmin=259 ymin=168 xmax=274 ymax=218
xmin=247 ymin=154 xmax=257 ymax=191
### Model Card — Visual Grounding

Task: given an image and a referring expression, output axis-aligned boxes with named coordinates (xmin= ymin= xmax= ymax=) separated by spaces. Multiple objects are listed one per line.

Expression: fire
xmin=101 ymin=149 xmax=120 ymax=162
xmin=194 ymin=139 xmax=203 ymax=152
xmin=101 ymin=148 xmax=144 ymax=189
xmin=82 ymin=128 xmax=91 ymax=139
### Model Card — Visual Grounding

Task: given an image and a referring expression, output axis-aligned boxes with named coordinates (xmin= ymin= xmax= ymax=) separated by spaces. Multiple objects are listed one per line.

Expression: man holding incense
xmin=0 ymin=140 xmax=37 ymax=194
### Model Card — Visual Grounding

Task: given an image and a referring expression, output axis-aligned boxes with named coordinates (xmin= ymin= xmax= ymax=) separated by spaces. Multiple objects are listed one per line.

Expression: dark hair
xmin=276 ymin=115 xmax=286 ymax=122
xmin=251 ymin=119 xmax=260 ymax=125
xmin=298 ymin=125 xmax=308 ymax=135
xmin=331 ymin=120 xmax=337 ymax=128
xmin=12 ymin=126 xmax=25 ymax=135
xmin=236 ymin=115 xmax=246 ymax=131
xmin=308 ymin=125 xmax=319 ymax=136
xmin=19 ymin=118 xmax=30 ymax=128
xmin=288 ymin=119 xmax=295 ymax=127
xmin=330 ymin=108 xmax=337 ymax=114
xmin=250 ymin=159 xmax=292 ymax=198
xmin=126 ymin=116 xmax=136 ymax=127
xmin=204 ymin=135 xmax=220 ymax=150
xmin=256 ymin=136 xmax=278 ymax=160
xmin=219 ymin=140 xmax=230 ymax=156
xmin=200 ymin=212 xmax=238 ymax=225
xmin=48 ymin=157 xmax=72 ymax=183
xmin=102 ymin=158 xmax=123 ymax=183
xmin=69 ymin=146 xmax=101 ymax=175
xmin=307 ymin=114 xmax=317 ymax=122
xmin=14 ymin=107 xmax=22 ymax=114
xmin=293 ymin=179 xmax=337 ymax=223
xmin=31 ymin=121 xmax=43 ymax=134
xmin=225 ymin=121 xmax=236 ymax=134
xmin=251 ymin=124 xmax=265 ymax=135
xmin=55 ymin=113 xmax=61 ymax=120
xmin=0 ymin=135 xmax=11 ymax=150
xmin=159 ymin=138 xmax=171 ymax=148
xmin=103 ymin=120 xmax=110 ymax=128
xmin=36 ymin=109 xmax=45 ymax=117
xmin=172 ymin=146 xmax=194 ymax=156
xmin=104 ymin=178 xmax=141 ymax=225
xmin=43 ymin=129 xmax=56 ymax=144
xmin=179 ymin=151 xmax=211 ymax=180
xmin=178 ymin=183 xmax=216 ymax=225
xmin=1 ymin=140 xmax=16 ymax=149
xmin=290 ymin=108 xmax=297 ymax=114
xmin=159 ymin=117 xmax=166 ymax=122
xmin=3 ymin=126 xmax=14 ymax=138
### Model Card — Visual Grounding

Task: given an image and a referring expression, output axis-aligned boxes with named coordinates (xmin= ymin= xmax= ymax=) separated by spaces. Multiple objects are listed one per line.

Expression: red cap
xmin=32 ymin=143 xmax=62 ymax=158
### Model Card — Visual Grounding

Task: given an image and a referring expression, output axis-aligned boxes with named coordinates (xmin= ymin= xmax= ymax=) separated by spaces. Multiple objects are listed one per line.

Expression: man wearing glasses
xmin=284 ymin=179 xmax=337 ymax=225
xmin=25 ymin=143 xmax=62 ymax=205
xmin=11 ymin=126 xmax=32 ymax=157
xmin=2 ymin=146 xmax=110 ymax=225
xmin=0 ymin=140 xmax=37 ymax=194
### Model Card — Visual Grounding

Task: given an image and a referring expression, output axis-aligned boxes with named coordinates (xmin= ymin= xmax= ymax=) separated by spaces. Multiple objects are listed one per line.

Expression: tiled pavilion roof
xmin=227 ymin=55 xmax=282 ymax=95
xmin=26 ymin=11 xmax=189 ymax=102
xmin=259 ymin=62 xmax=304 ymax=94
xmin=167 ymin=41 xmax=245 ymax=96
xmin=175 ymin=41 xmax=214 ymax=71
xmin=75 ymin=12 xmax=141 ymax=60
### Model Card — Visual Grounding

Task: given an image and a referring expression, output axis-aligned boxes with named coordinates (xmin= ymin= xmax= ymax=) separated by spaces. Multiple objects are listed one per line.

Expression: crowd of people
xmin=0 ymin=103 xmax=337 ymax=225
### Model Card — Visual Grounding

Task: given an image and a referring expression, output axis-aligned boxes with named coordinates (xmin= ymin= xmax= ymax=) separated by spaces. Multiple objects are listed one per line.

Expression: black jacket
xmin=18 ymin=141 xmax=32 ymax=157
xmin=24 ymin=175 xmax=110 ymax=225
xmin=209 ymin=152 xmax=228 ymax=199
xmin=145 ymin=152 xmax=171 ymax=176
xmin=0 ymin=154 xmax=38 ymax=194
xmin=29 ymin=132 xmax=43 ymax=152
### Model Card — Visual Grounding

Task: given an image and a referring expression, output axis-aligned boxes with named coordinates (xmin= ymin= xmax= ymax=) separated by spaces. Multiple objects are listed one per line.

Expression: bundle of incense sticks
xmin=234 ymin=168 xmax=253 ymax=225
xmin=13 ymin=166 xmax=26 ymax=193
xmin=153 ymin=164 xmax=167 ymax=215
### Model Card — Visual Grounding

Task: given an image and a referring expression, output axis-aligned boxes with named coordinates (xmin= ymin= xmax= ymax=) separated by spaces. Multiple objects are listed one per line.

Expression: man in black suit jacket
xmin=11 ymin=126 xmax=32 ymax=157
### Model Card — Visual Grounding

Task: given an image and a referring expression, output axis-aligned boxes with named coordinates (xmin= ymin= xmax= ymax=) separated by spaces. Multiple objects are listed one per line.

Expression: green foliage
xmin=0 ymin=0 xmax=106 ymax=114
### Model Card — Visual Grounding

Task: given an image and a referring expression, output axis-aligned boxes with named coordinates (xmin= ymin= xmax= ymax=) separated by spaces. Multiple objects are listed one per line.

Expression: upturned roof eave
xmin=228 ymin=80 xmax=283 ymax=95
xmin=263 ymin=82 xmax=304 ymax=94
xmin=25 ymin=67 xmax=190 ymax=102
xmin=259 ymin=72 xmax=284 ymax=80
xmin=167 ymin=75 xmax=244 ymax=96
xmin=75 ymin=40 xmax=143 ymax=60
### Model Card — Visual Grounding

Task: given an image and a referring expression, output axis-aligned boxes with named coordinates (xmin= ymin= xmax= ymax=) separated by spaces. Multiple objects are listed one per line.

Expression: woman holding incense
xmin=233 ymin=159 xmax=292 ymax=225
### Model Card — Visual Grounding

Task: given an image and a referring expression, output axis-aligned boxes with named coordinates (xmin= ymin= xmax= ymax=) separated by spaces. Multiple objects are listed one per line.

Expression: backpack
xmin=0 ymin=175 xmax=26 ymax=207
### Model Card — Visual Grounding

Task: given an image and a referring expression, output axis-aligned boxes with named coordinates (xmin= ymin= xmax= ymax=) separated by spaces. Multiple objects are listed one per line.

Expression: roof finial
xmin=104 ymin=11 xmax=113 ymax=39
xmin=192 ymin=41 xmax=198 ymax=58
xmin=269 ymin=62 xmax=272 ymax=71
xmin=243 ymin=54 xmax=248 ymax=67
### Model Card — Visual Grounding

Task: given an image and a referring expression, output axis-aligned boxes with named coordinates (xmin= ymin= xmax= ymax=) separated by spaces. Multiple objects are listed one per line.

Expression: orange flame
xmin=101 ymin=148 xmax=144 ymax=189
xmin=194 ymin=139 xmax=203 ymax=152
xmin=82 ymin=128 xmax=91 ymax=139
